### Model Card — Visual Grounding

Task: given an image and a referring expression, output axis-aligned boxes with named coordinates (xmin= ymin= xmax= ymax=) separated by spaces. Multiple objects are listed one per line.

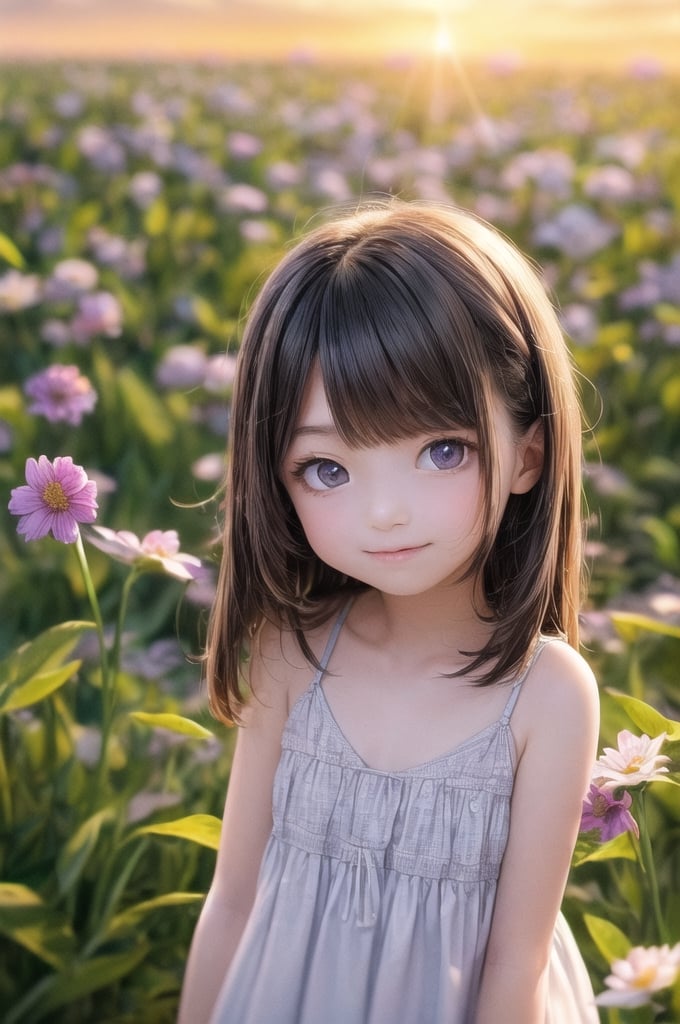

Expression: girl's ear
xmin=511 ymin=418 xmax=545 ymax=494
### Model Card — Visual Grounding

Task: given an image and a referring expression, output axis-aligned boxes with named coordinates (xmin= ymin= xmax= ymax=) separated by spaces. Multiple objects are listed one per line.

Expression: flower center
xmin=622 ymin=757 xmax=643 ymax=774
xmin=632 ymin=966 xmax=658 ymax=989
xmin=145 ymin=542 xmax=171 ymax=557
xmin=592 ymin=794 xmax=610 ymax=817
xmin=42 ymin=481 xmax=70 ymax=512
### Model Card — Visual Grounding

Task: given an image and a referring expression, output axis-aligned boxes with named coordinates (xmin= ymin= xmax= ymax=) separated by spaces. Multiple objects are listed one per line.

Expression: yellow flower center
xmin=42 ymin=481 xmax=70 ymax=512
xmin=632 ymin=966 xmax=658 ymax=989
xmin=622 ymin=757 xmax=644 ymax=774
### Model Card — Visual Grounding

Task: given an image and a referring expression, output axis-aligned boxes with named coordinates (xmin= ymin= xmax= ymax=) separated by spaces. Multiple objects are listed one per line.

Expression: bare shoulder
xmin=246 ymin=609 xmax=340 ymax=717
xmin=512 ymin=639 xmax=600 ymax=756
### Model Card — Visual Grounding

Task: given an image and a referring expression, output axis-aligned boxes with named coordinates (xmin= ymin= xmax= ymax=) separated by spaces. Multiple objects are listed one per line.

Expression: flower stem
xmin=74 ymin=531 xmax=112 ymax=796
xmin=636 ymin=792 xmax=668 ymax=944
xmin=112 ymin=567 xmax=141 ymax=680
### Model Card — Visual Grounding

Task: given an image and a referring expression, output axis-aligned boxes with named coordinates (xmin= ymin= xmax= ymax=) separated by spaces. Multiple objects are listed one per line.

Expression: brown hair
xmin=207 ymin=201 xmax=584 ymax=723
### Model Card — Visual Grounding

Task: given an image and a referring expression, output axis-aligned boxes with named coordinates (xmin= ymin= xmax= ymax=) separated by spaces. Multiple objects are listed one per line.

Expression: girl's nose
xmin=366 ymin=485 xmax=410 ymax=531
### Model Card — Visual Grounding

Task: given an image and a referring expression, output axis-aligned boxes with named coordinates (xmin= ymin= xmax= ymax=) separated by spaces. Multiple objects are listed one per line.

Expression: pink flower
xmin=24 ymin=364 xmax=97 ymax=425
xmin=580 ymin=782 xmax=639 ymax=842
xmin=9 ymin=456 xmax=98 ymax=543
xmin=239 ymin=220 xmax=276 ymax=244
xmin=583 ymin=165 xmax=637 ymax=203
xmin=85 ymin=526 xmax=206 ymax=581
xmin=227 ymin=131 xmax=263 ymax=160
xmin=593 ymin=730 xmax=671 ymax=791
xmin=203 ymin=353 xmax=237 ymax=393
xmin=220 ymin=183 xmax=268 ymax=214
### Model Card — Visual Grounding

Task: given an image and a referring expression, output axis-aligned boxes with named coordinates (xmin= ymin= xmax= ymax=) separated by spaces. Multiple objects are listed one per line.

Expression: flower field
xmin=1 ymin=57 xmax=679 ymax=1021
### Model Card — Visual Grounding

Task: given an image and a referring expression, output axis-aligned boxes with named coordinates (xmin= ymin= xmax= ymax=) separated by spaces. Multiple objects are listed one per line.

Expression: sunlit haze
xmin=0 ymin=0 xmax=678 ymax=66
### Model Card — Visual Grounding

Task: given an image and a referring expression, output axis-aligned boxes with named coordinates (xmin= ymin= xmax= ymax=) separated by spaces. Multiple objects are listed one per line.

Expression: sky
xmin=0 ymin=0 xmax=678 ymax=66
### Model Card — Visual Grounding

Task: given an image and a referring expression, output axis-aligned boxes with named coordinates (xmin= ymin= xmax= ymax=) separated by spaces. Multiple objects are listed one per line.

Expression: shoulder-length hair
xmin=207 ymin=201 xmax=584 ymax=723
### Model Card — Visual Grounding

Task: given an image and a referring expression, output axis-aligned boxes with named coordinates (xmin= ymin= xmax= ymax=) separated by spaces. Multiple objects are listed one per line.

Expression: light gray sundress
xmin=211 ymin=605 xmax=598 ymax=1023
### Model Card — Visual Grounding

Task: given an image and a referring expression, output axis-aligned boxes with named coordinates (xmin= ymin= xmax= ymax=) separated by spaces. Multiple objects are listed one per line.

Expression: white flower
xmin=0 ymin=269 xmax=41 ymax=312
xmin=44 ymin=258 xmax=98 ymax=300
xmin=593 ymin=729 xmax=670 ymax=791
xmin=595 ymin=944 xmax=680 ymax=1008
xmin=85 ymin=526 xmax=206 ymax=581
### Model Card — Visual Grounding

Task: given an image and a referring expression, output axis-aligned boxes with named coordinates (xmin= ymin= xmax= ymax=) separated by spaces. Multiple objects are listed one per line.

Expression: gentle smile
xmin=365 ymin=545 xmax=429 ymax=560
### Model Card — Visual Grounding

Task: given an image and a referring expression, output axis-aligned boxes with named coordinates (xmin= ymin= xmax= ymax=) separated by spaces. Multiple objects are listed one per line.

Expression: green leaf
xmin=0 ymin=232 xmax=25 ymax=268
xmin=33 ymin=944 xmax=151 ymax=1019
xmin=0 ymin=660 xmax=81 ymax=713
xmin=610 ymin=611 xmax=680 ymax=643
xmin=133 ymin=813 xmax=221 ymax=849
xmin=0 ymin=620 xmax=94 ymax=689
xmin=105 ymin=892 xmax=204 ymax=938
xmin=0 ymin=884 xmax=75 ymax=969
xmin=117 ymin=367 xmax=174 ymax=445
xmin=191 ymin=294 xmax=223 ymax=335
xmin=143 ymin=198 xmax=169 ymax=236
xmin=130 ymin=711 xmax=214 ymax=739
xmin=572 ymin=830 xmax=638 ymax=866
xmin=605 ymin=690 xmax=680 ymax=741
xmin=56 ymin=808 xmax=116 ymax=896
xmin=672 ymin=970 xmax=680 ymax=1017
xmin=583 ymin=913 xmax=631 ymax=963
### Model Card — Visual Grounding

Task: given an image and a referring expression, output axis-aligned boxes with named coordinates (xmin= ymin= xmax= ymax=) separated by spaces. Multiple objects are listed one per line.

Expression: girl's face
xmin=281 ymin=366 xmax=541 ymax=601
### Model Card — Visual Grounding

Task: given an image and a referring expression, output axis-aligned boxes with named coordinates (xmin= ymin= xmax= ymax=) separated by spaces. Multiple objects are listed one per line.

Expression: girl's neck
xmin=351 ymin=584 xmax=495 ymax=671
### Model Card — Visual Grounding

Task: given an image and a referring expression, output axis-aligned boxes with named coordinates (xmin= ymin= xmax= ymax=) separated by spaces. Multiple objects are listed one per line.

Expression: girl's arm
xmin=474 ymin=642 xmax=599 ymax=1024
xmin=177 ymin=625 xmax=297 ymax=1024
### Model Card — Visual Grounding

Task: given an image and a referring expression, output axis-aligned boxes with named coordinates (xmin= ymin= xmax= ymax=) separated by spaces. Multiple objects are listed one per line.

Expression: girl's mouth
xmin=365 ymin=545 xmax=428 ymax=561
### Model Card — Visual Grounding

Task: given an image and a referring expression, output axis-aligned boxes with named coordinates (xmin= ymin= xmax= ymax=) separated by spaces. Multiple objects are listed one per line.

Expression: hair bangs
xmin=315 ymin=252 xmax=486 ymax=447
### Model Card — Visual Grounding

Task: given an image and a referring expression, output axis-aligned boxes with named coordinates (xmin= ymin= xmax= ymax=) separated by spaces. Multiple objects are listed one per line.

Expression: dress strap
xmin=499 ymin=636 xmax=558 ymax=724
xmin=312 ymin=599 xmax=354 ymax=684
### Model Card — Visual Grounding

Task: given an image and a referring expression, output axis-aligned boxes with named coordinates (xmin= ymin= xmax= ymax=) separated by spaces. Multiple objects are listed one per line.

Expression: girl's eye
xmin=297 ymin=459 xmax=349 ymax=491
xmin=417 ymin=440 xmax=468 ymax=471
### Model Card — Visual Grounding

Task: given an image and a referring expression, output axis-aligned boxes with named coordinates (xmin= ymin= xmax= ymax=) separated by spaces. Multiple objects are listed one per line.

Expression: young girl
xmin=178 ymin=202 xmax=600 ymax=1023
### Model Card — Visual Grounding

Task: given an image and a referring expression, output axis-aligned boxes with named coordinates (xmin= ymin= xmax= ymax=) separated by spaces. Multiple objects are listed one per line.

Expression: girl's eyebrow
xmin=290 ymin=424 xmax=340 ymax=440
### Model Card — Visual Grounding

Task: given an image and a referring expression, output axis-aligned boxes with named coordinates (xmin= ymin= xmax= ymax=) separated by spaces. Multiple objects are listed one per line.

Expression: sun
xmin=433 ymin=22 xmax=456 ymax=57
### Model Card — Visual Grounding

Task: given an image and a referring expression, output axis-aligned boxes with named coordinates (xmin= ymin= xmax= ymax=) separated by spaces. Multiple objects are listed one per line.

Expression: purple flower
xmin=9 ymin=455 xmax=98 ymax=543
xmin=532 ymin=203 xmax=619 ymax=260
xmin=155 ymin=345 xmax=208 ymax=390
xmin=76 ymin=125 xmax=126 ymax=173
xmin=70 ymin=291 xmax=123 ymax=342
xmin=43 ymin=258 xmax=98 ymax=301
xmin=580 ymin=782 xmax=639 ymax=842
xmin=24 ymin=364 xmax=98 ymax=425
xmin=128 ymin=170 xmax=162 ymax=209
